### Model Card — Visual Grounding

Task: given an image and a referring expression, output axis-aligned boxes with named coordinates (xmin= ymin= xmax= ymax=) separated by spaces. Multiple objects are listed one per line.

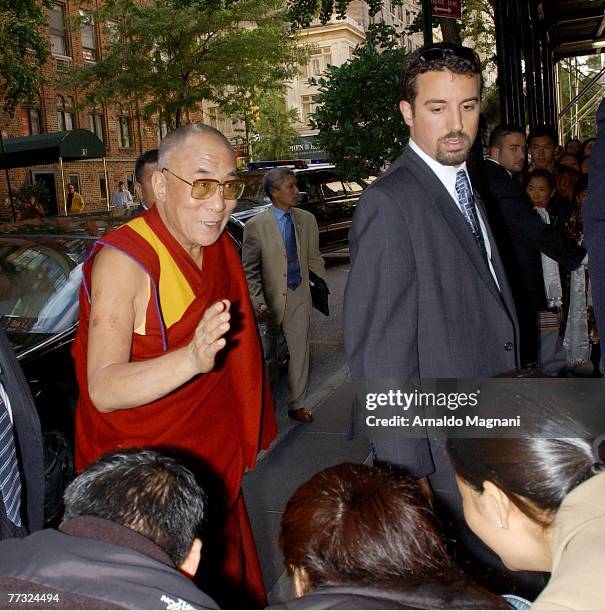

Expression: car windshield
xmin=0 ymin=236 xmax=92 ymax=335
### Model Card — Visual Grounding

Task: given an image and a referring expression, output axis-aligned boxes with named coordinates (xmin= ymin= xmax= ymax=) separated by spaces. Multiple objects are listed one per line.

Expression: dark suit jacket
xmin=344 ymin=145 xmax=519 ymax=477
xmin=583 ymin=96 xmax=605 ymax=340
xmin=0 ymin=328 xmax=44 ymax=539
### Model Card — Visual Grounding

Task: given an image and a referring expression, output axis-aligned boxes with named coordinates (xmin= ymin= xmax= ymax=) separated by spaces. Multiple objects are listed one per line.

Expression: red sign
xmin=431 ymin=0 xmax=461 ymax=19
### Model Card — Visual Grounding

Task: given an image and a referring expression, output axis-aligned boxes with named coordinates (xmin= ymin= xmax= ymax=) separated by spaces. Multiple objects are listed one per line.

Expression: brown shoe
xmin=288 ymin=407 xmax=314 ymax=423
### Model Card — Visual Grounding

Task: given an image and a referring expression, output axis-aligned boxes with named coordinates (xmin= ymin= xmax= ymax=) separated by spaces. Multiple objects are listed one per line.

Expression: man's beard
xmin=435 ymin=131 xmax=473 ymax=166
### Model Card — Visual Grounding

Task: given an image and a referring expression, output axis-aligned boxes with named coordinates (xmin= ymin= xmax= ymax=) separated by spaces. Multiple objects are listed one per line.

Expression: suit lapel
xmin=266 ymin=208 xmax=286 ymax=256
xmin=403 ymin=147 xmax=503 ymax=304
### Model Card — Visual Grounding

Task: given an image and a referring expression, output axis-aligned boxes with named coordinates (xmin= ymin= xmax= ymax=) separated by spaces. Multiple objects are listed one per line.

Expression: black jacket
xmin=268 ymin=581 xmax=510 ymax=610
xmin=0 ymin=329 xmax=44 ymax=540
xmin=0 ymin=516 xmax=218 ymax=610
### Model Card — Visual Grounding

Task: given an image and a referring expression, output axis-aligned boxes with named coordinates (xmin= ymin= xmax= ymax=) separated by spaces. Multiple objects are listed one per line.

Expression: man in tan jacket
xmin=243 ymin=167 xmax=326 ymax=423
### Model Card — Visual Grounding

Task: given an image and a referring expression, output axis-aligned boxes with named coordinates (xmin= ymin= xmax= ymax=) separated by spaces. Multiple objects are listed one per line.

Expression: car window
xmin=321 ymin=180 xmax=347 ymax=197
xmin=295 ymin=175 xmax=321 ymax=201
xmin=0 ymin=237 xmax=91 ymax=335
xmin=343 ymin=181 xmax=365 ymax=195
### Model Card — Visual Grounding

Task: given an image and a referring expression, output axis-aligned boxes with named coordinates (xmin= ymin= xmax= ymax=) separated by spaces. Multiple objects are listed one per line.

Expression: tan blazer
xmin=242 ymin=206 xmax=326 ymax=326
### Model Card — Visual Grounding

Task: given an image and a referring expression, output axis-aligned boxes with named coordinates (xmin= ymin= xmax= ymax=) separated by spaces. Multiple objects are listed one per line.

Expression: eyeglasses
xmin=162 ymin=168 xmax=246 ymax=200
xmin=417 ymin=45 xmax=480 ymax=66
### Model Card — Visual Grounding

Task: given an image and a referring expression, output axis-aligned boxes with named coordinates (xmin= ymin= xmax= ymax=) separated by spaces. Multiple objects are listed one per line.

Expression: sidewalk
xmin=242 ymin=368 xmax=371 ymax=605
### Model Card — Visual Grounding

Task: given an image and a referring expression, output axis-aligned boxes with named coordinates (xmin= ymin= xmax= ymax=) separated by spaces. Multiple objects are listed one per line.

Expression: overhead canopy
xmin=0 ymin=129 xmax=106 ymax=169
xmin=541 ymin=0 xmax=605 ymax=60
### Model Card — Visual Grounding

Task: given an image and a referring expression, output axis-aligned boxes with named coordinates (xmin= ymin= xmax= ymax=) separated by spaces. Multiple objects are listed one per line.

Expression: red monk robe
xmin=72 ymin=205 xmax=277 ymax=608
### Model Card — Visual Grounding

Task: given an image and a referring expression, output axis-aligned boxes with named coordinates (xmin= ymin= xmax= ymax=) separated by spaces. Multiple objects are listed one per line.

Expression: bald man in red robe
xmin=72 ymin=124 xmax=276 ymax=608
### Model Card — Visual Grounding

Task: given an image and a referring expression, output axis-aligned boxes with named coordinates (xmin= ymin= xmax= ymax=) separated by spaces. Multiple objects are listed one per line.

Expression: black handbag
xmin=309 ymin=271 xmax=330 ymax=316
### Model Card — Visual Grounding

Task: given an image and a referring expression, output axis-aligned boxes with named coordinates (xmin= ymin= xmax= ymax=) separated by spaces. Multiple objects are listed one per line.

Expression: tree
xmin=251 ymin=90 xmax=299 ymax=160
xmin=64 ymin=0 xmax=304 ymax=128
xmin=0 ymin=0 xmax=51 ymax=114
xmin=309 ymin=23 xmax=408 ymax=180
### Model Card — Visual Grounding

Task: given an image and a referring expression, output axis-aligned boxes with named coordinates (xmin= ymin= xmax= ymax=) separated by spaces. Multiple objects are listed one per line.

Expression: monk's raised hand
xmin=188 ymin=300 xmax=231 ymax=374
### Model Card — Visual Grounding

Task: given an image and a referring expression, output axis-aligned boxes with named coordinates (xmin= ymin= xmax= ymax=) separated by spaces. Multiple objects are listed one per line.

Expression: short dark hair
xmin=580 ymin=137 xmax=596 ymax=158
xmin=401 ymin=43 xmax=482 ymax=106
xmin=263 ymin=167 xmax=295 ymax=201
xmin=488 ymin=124 xmax=525 ymax=150
xmin=63 ymin=448 xmax=207 ymax=565
xmin=448 ymin=385 xmax=605 ymax=528
xmin=524 ymin=168 xmax=555 ymax=191
xmin=527 ymin=124 xmax=558 ymax=147
xmin=135 ymin=149 xmax=159 ymax=183
xmin=279 ymin=463 xmax=460 ymax=590
xmin=118 ymin=181 xmax=125 ymax=187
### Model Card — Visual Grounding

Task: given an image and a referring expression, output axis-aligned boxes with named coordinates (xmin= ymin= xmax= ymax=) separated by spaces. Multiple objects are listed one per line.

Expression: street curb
xmin=254 ymin=364 xmax=350 ymax=466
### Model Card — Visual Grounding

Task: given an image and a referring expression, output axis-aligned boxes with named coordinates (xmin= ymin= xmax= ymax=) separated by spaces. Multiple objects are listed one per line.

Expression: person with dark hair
xmin=565 ymin=138 xmax=582 ymax=156
xmin=448 ymin=389 xmax=605 ymax=609
xmin=551 ymin=166 xmax=580 ymax=230
xmin=112 ymin=180 xmax=134 ymax=210
xmin=71 ymin=123 xmax=277 ymax=607
xmin=242 ymin=167 xmax=326 ymax=423
xmin=344 ymin=42 xmax=519 ymax=589
xmin=134 ymin=148 xmax=159 ymax=214
xmin=472 ymin=125 xmax=585 ymax=368
xmin=273 ymin=463 xmax=508 ymax=610
xmin=0 ymin=448 xmax=218 ymax=609
xmin=66 ymin=183 xmax=85 ymax=214
xmin=580 ymin=136 xmax=596 ymax=159
xmin=557 ymin=153 xmax=581 ymax=174
xmin=527 ymin=126 xmax=559 ymax=173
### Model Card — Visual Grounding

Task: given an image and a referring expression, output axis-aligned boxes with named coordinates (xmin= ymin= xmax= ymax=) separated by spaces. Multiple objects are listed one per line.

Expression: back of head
xmin=135 ymin=149 xmax=159 ymax=183
xmin=280 ymin=463 xmax=457 ymax=591
xmin=63 ymin=448 xmax=206 ymax=565
xmin=448 ymin=385 xmax=605 ymax=526
xmin=488 ymin=124 xmax=525 ymax=151
xmin=401 ymin=42 xmax=482 ymax=106
xmin=158 ymin=123 xmax=232 ymax=170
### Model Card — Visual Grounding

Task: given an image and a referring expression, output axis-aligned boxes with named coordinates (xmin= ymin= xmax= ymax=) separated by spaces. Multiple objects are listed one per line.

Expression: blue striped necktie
xmin=455 ymin=169 xmax=488 ymax=263
xmin=0 ymin=392 xmax=22 ymax=527
xmin=284 ymin=212 xmax=301 ymax=290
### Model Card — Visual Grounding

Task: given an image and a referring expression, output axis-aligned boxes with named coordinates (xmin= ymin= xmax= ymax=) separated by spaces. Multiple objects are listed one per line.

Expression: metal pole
xmin=0 ymin=131 xmax=16 ymax=221
xmin=60 ymin=157 xmax=67 ymax=216
xmin=421 ymin=0 xmax=433 ymax=47
xmin=103 ymin=157 xmax=110 ymax=211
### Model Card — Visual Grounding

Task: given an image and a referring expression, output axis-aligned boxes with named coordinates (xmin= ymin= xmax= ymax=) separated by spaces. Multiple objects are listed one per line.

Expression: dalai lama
xmin=72 ymin=123 xmax=276 ymax=608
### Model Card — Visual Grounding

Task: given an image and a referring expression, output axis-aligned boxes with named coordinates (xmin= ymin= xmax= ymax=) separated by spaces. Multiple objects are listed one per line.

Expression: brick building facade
xmin=0 ymin=0 xmax=195 ymax=221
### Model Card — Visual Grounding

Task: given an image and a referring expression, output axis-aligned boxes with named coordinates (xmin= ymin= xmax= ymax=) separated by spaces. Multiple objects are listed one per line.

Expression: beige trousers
xmin=281 ymin=284 xmax=311 ymax=409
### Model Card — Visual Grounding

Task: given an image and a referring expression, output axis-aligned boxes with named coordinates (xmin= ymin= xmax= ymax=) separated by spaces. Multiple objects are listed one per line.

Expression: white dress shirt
xmin=409 ymin=139 xmax=500 ymax=289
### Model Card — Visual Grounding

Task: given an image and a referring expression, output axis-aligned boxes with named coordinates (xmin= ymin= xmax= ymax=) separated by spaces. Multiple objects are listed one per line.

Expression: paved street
xmin=242 ymin=248 xmax=372 ymax=604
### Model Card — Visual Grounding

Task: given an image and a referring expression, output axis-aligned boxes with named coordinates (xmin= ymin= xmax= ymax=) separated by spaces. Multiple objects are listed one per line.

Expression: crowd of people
xmin=0 ymin=40 xmax=604 ymax=611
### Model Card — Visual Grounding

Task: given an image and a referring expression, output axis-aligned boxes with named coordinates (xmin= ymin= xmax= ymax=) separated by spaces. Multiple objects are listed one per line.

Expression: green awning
xmin=0 ymin=129 xmax=106 ymax=169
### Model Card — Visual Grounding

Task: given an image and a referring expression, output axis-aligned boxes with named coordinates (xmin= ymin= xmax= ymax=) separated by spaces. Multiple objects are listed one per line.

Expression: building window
xmin=207 ymin=107 xmax=232 ymax=134
xmin=126 ymin=173 xmax=135 ymax=195
xmin=99 ymin=173 xmax=107 ymax=200
xmin=48 ymin=3 xmax=68 ymax=57
xmin=301 ymin=95 xmax=318 ymax=128
xmin=118 ymin=116 xmax=132 ymax=148
xmin=21 ymin=107 xmax=41 ymax=135
xmin=303 ymin=47 xmax=332 ymax=79
xmin=89 ymin=112 xmax=105 ymax=142
xmin=57 ymin=95 xmax=75 ymax=131
xmin=68 ymin=174 xmax=81 ymax=194
xmin=80 ymin=10 xmax=98 ymax=62
xmin=157 ymin=119 xmax=169 ymax=144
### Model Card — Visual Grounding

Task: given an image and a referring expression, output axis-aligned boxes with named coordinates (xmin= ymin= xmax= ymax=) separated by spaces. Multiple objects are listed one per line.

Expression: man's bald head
xmin=158 ymin=123 xmax=232 ymax=169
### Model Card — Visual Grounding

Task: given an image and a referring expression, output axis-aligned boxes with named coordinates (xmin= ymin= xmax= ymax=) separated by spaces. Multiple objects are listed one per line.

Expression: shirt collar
xmin=409 ymin=139 xmax=470 ymax=203
xmin=271 ymin=205 xmax=290 ymax=221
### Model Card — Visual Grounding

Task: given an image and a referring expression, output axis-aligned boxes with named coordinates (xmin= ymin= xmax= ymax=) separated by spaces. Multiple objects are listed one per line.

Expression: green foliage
xmin=309 ymin=23 xmax=408 ymax=180
xmin=558 ymin=57 xmax=601 ymax=142
xmin=252 ymin=90 xmax=299 ymax=160
xmin=288 ymin=0 xmax=407 ymax=28
xmin=0 ymin=0 xmax=52 ymax=115
xmin=62 ymin=0 xmax=304 ymax=128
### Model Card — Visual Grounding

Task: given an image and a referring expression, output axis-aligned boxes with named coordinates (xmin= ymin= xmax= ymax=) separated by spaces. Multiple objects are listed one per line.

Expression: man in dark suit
xmin=0 ymin=328 xmax=44 ymax=539
xmin=344 ymin=43 xmax=525 ymax=590
xmin=583 ymin=97 xmax=605 ymax=347
xmin=471 ymin=125 xmax=586 ymax=367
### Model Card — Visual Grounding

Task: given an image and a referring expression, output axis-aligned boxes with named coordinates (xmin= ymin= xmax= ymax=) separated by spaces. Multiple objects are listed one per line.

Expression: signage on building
xmin=431 ymin=0 xmax=461 ymax=19
xmin=287 ymin=136 xmax=327 ymax=161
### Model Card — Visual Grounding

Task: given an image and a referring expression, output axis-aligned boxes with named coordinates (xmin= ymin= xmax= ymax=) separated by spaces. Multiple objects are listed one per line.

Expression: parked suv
xmin=234 ymin=161 xmax=371 ymax=253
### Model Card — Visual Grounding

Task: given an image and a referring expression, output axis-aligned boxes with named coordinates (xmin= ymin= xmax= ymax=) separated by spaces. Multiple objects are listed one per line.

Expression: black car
xmin=235 ymin=163 xmax=371 ymax=253
xmin=0 ymin=213 xmax=248 ymax=465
